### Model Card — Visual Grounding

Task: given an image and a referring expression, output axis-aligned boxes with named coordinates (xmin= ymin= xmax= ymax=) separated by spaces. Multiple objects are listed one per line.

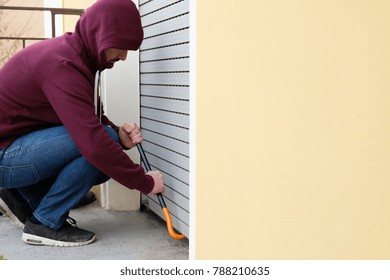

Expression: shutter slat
xmin=139 ymin=0 xmax=190 ymax=238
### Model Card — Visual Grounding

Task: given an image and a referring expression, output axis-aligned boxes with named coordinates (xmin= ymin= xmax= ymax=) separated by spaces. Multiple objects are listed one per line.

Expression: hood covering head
xmin=74 ymin=0 xmax=143 ymax=71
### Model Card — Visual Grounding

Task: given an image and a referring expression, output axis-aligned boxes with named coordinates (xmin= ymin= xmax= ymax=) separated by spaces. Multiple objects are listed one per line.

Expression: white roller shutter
xmin=139 ymin=0 xmax=190 ymax=238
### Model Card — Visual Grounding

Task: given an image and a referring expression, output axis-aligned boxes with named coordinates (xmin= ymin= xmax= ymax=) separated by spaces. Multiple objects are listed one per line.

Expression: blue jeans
xmin=0 ymin=125 xmax=119 ymax=230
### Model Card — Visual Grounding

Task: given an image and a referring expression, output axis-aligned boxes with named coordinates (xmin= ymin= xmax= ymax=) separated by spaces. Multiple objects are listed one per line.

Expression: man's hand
xmin=147 ymin=170 xmax=165 ymax=194
xmin=119 ymin=123 xmax=142 ymax=149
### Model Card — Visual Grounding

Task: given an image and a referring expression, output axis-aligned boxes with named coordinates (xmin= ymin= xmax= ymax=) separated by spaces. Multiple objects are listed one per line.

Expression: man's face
xmin=103 ymin=48 xmax=128 ymax=69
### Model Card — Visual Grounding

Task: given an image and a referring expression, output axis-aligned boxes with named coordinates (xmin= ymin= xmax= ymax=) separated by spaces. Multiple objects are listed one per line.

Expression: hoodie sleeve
xmin=41 ymin=62 xmax=154 ymax=194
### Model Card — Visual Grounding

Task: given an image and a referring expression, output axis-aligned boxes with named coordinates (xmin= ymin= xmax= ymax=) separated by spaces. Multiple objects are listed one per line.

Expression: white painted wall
xmin=98 ymin=50 xmax=141 ymax=211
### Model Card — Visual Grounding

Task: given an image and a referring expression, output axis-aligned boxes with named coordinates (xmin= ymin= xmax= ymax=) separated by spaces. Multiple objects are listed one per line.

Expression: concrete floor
xmin=0 ymin=202 xmax=189 ymax=260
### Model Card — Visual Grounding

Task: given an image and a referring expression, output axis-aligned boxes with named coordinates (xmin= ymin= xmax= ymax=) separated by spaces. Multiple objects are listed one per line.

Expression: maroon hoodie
xmin=0 ymin=0 xmax=154 ymax=194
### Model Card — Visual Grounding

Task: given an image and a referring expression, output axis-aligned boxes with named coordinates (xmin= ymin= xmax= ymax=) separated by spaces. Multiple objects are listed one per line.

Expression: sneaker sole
xmin=0 ymin=199 xmax=24 ymax=229
xmin=22 ymin=232 xmax=96 ymax=247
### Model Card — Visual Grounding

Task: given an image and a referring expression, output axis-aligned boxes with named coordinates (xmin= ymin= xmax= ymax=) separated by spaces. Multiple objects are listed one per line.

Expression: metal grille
xmin=139 ymin=0 xmax=189 ymax=237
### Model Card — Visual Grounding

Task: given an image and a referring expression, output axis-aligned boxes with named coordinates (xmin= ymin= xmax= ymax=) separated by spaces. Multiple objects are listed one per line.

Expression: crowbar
xmin=136 ymin=143 xmax=185 ymax=240
xmin=93 ymin=72 xmax=185 ymax=239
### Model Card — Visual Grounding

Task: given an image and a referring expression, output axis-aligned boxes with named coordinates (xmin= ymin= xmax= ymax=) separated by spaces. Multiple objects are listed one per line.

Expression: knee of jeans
xmin=104 ymin=126 xmax=120 ymax=143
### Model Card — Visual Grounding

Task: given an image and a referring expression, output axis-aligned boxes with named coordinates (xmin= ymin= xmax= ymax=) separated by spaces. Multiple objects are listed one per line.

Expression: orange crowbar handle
xmin=136 ymin=143 xmax=185 ymax=240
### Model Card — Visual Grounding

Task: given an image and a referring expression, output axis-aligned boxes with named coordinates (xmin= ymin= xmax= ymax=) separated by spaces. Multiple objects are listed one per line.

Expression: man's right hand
xmin=146 ymin=170 xmax=164 ymax=194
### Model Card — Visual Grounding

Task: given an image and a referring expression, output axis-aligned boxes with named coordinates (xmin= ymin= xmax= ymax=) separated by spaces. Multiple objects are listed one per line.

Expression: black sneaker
xmin=0 ymin=188 xmax=32 ymax=228
xmin=22 ymin=217 xmax=96 ymax=247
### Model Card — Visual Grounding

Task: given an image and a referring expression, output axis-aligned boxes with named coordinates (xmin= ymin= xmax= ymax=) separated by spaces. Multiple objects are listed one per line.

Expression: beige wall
xmin=62 ymin=0 xmax=94 ymax=32
xmin=0 ymin=0 xmax=44 ymax=37
xmin=196 ymin=0 xmax=390 ymax=259
xmin=0 ymin=0 xmax=44 ymax=66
